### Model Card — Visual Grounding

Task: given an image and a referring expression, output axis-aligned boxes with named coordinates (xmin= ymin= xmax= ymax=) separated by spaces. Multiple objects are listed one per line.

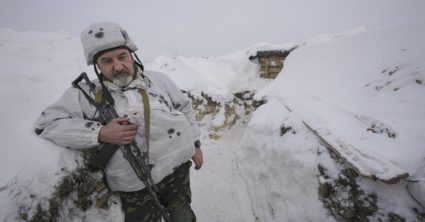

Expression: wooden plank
xmin=268 ymin=67 xmax=283 ymax=73
xmin=269 ymin=64 xmax=283 ymax=68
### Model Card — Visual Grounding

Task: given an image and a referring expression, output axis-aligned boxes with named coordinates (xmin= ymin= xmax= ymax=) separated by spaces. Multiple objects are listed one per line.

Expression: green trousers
xmin=119 ymin=161 xmax=196 ymax=222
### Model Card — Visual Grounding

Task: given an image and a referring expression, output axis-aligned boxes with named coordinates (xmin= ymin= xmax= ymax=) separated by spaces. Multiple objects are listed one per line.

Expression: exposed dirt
xmin=19 ymin=153 xmax=110 ymax=222
xmin=317 ymin=161 xmax=411 ymax=222
xmin=183 ymin=90 xmax=265 ymax=139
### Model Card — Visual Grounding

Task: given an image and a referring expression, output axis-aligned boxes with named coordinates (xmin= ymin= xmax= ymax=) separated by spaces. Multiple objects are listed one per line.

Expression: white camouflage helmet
xmin=80 ymin=21 xmax=138 ymax=65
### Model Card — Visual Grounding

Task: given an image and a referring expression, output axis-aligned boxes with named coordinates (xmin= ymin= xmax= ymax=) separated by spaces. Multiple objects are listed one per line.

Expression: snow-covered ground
xmin=1 ymin=15 xmax=425 ymax=222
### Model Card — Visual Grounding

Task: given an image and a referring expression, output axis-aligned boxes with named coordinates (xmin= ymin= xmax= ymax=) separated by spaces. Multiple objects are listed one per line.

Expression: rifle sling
xmin=139 ymin=88 xmax=150 ymax=162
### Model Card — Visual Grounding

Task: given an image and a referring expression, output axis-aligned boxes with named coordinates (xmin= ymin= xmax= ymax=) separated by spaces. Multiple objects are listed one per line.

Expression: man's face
xmin=96 ymin=48 xmax=135 ymax=86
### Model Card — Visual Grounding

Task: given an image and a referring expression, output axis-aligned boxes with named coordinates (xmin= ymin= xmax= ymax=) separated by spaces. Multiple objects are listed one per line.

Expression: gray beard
xmin=112 ymin=75 xmax=133 ymax=87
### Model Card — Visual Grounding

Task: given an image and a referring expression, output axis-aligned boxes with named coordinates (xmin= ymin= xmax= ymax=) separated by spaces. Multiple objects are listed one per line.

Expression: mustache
xmin=113 ymin=71 xmax=131 ymax=78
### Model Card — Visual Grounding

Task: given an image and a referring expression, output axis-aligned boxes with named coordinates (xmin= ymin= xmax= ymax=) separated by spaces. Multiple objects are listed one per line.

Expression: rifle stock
xmin=93 ymin=143 xmax=119 ymax=169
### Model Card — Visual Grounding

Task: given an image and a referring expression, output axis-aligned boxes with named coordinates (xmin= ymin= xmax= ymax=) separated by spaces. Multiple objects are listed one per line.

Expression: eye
xmin=99 ymin=58 xmax=112 ymax=65
xmin=118 ymin=54 xmax=128 ymax=61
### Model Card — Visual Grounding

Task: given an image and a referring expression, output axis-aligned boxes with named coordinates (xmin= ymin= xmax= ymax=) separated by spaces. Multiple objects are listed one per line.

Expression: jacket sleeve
xmin=150 ymin=72 xmax=201 ymax=143
xmin=34 ymin=86 xmax=102 ymax=149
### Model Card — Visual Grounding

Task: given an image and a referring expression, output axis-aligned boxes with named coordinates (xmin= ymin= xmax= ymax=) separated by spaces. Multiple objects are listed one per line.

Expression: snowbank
xmin=256 ymin=19 xmax=425 ymax=180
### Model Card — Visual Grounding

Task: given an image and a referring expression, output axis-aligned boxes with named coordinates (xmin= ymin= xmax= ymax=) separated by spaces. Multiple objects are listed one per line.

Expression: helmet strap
xmin=133 ymin=52 xmax=145 ymax=74
xmin=93 ymin=64 xmax=103 ymax=81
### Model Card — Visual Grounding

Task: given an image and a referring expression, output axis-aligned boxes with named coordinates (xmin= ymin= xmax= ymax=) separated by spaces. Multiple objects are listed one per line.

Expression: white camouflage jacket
xmin=34 ymin=70 xmax=200 ymax=192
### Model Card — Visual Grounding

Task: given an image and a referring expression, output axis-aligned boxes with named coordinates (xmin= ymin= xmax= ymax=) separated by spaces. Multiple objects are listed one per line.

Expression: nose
xmin=114 ymin=60 xmax=124 ymax=70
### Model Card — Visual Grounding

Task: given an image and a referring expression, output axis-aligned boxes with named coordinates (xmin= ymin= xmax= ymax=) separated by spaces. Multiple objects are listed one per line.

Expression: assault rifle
xmin=72 ymin=72 xmax=172 ymax=222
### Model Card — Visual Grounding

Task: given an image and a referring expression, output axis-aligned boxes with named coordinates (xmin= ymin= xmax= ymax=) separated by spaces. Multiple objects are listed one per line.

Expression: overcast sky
xmin=1 ymin=0 xmax=424 ymax=60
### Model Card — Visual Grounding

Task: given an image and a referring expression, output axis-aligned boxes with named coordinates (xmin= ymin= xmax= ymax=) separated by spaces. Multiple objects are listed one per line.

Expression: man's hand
xmin=98 ymin=117 xmax=138 ymax=145
xmin=192 ymin=147 xmax=203 ymax=170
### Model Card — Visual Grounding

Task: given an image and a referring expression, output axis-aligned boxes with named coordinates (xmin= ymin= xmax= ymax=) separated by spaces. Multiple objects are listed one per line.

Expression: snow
xmin=191 ymin=129 xmax=245 ymax=221
xmin=235 ymin=100 xmax=334 ymax=221
xmin=1 ymin=10 xmax=425 ymax=222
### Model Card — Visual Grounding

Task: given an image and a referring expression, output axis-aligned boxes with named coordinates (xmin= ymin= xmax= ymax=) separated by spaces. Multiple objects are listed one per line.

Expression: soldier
xmin=35 ymin=21 xmax=203 ymax=222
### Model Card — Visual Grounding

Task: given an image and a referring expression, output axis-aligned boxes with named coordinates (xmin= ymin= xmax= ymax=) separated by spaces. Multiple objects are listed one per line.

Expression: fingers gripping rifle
xmin=72 ymin=72 xmax=120 ymax=167
xmin=72 ymin=72 xmax=172 ymax=222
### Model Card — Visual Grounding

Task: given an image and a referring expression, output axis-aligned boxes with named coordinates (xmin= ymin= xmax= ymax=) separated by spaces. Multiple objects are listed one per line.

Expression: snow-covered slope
xmin=256 ymin=19 xmax=425 ymax=180
xmin=1 ymin=18 xmax=425 ymax=221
